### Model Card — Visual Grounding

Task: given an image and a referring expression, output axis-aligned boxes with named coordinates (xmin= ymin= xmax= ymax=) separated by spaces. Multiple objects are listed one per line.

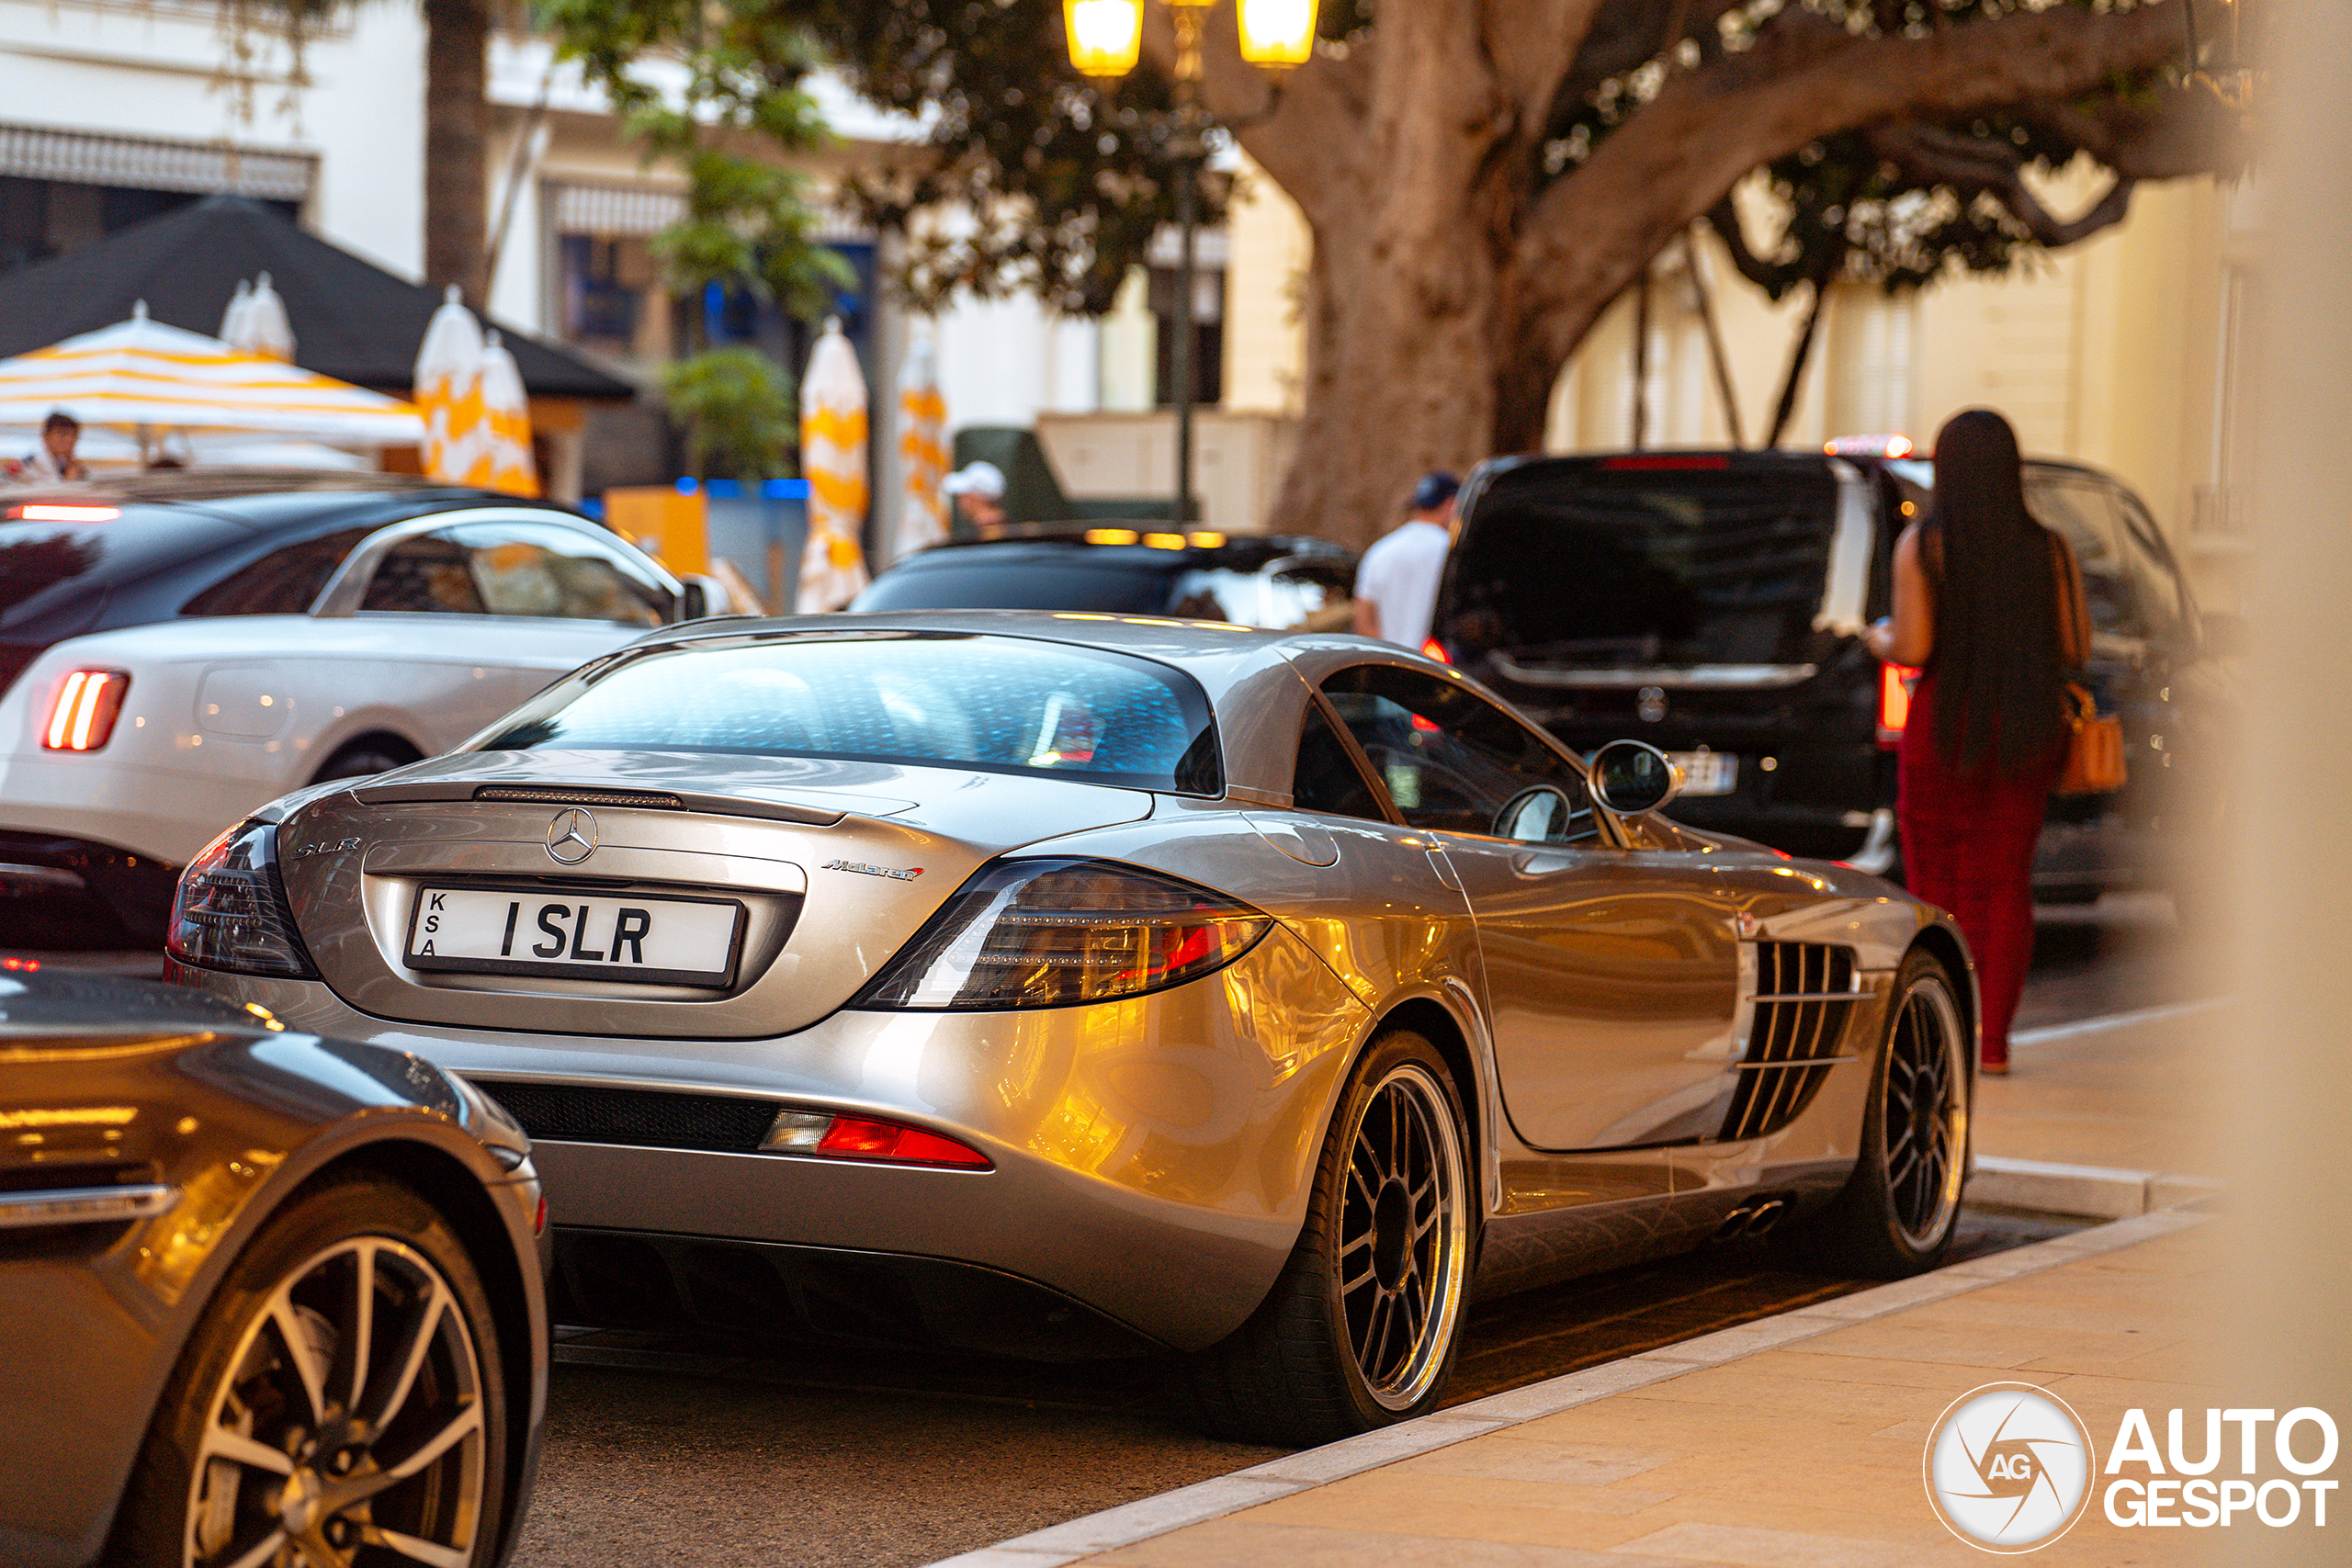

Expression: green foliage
xmin=538 ymin=0 xmax=854 ymax=323
xmin=661 ymin=347 xmax=797 ymax=480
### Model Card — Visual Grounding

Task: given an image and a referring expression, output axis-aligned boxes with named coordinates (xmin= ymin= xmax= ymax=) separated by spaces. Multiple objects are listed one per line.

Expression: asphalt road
xmin=7 ymin=896 xmax=2182 ymax=1567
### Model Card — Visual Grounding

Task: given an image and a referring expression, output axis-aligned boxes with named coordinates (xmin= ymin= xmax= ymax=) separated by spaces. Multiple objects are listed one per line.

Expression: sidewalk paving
xmin=939 ymin=995 xmax=2230 ymax=1568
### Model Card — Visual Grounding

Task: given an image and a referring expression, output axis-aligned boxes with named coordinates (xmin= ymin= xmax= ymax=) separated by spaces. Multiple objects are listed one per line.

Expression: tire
xmin=311 ymin=739 xmax=422 ymax=785
xmin=110 ymin=1170 xmax=511 ymax=1568
xmin=1180 ymin=1030 xmax=1476 ymax=1446
xmin=1786 ymin=949 xmax=1972 ymax=1277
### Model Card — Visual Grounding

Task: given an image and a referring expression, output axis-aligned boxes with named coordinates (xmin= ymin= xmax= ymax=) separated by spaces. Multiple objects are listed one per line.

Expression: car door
xmin=1317 ymin=662 xmax=1743 ymax=1151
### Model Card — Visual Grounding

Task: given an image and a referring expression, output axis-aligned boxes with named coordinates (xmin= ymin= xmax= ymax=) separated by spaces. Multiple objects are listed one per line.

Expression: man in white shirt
xmin=1351 ymin=471 xmax=1460 ymax=651
xmin=6 ymin=412 xmax=86 ymax=484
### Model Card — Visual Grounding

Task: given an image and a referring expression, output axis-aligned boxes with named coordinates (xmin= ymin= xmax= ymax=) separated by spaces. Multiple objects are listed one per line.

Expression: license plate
xmin=1668 ymin=751 xmax=1736 ymax=796
xmin=405 ymin=886 xmax=745 ymax=987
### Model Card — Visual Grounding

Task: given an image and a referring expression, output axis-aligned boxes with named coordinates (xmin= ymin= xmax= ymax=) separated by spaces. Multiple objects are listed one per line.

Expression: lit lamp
xmin=1237 ymin=0 xmax=1318 ymax=72
xmin=1064 ymin=0 xmax=1144 ymax=78
xmin=1066 ymin=0 xmax=1319 ymax=528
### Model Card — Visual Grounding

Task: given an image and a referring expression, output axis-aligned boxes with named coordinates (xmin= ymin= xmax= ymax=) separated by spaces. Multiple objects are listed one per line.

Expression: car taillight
xmin=166 ymin=820 xmax=318 ymax=978
xmin=1878 ymin=663 xmax=1917 ymax=748
xmin=1420 ymin=637 xmax=1451 ymax=666
xmin=759 ymin=1110 xmax=991 ymax=1168
xmin=855 ymin=857 xmax=1272 ymax=1010
xmin=42 ymin=670 xmax=130 ymax=751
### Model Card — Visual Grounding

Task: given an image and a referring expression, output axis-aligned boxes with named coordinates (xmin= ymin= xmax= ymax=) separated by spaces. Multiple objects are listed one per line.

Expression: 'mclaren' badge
xmin=546 ymin=808 xmax=599 ymax=865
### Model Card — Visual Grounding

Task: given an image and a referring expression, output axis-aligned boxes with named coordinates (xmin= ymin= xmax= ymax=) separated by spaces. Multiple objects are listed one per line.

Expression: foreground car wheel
xmin=1182 ymin=1030 xmax=1474 ymax=1445
xmin=115 ymin=1171 xmax=511 ymax=1567
xmin=1791 ymin=949 xmax=1970 ymax=1276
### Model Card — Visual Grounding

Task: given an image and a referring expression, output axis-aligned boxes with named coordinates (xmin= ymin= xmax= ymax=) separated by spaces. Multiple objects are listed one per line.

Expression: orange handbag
xmin=2057 ymin=682 xmax=2126 ymax=795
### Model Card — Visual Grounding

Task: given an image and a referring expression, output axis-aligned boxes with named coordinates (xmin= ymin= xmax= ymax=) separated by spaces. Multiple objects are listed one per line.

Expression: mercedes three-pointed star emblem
xmin=545 ymin=807 xmax=599 ymax=864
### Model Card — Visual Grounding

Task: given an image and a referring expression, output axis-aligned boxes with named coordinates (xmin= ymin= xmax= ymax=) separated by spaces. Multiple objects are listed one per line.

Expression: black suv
xmin=1430 ymin=447 xmax=2228 ymax=897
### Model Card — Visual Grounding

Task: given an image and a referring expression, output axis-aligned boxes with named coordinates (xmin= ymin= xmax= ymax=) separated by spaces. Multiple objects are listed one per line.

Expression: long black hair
xmin=1924 ymin=409 xmax=2068 ymax=773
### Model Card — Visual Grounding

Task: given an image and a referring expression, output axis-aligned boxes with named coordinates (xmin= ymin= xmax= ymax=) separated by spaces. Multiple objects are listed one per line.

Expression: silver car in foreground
xmin=167 ymin=613 xmax=1974 ymax=1443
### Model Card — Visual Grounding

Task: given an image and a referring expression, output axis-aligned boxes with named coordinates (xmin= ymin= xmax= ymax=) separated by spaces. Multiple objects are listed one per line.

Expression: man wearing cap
xmin=6 ymin=412 xmax=87 ymax=484
xmin=943 ymin=460 xmax=1009 ymax=539
xmin=1351 ymin=471 xmax=1459 ymax=650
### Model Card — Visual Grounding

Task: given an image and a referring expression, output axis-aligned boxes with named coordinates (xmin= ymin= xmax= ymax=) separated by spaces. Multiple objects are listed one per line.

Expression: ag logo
xmin=1924 ymin=1382 xmax=2096 ymax=1552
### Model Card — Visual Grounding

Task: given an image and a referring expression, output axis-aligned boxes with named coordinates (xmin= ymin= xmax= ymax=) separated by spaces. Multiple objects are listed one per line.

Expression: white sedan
xmin=1 ymin=476 xmax=707 ymax=943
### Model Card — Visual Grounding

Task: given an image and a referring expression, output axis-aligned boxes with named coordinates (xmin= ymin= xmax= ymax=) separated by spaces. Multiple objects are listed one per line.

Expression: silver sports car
xmin=167 ymin=613 xmax=1974 ymax=1443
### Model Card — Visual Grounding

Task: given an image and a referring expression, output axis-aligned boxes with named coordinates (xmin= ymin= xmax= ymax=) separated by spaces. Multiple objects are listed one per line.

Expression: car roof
xmin=883 ymin=530 xmax=1353 ymax=571
xmin=6 ymin=469 xmax=580 ymax=531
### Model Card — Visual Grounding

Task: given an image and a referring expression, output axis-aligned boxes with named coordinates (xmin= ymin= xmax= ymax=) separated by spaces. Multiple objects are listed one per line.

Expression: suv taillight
xmin=43 ymin=670 xmax=130 ymax=751
xmin=1877 ymin=663 xmax=1917 ymax=749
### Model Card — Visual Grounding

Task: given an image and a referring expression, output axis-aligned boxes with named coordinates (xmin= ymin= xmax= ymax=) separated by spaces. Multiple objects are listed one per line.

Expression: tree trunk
xmin=422 ymin=0 xmax=490 ymax=308
xmin=1209 ymin=1 xmax=2196 ymax=549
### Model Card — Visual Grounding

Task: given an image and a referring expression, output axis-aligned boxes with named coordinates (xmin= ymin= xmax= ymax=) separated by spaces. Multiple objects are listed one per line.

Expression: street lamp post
xmin=1065 ymin=0 xmax=1317 ymax=530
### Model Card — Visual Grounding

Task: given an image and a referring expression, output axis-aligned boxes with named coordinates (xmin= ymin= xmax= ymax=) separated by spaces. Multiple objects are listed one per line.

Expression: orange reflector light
xmin=1420 ymin=637 xmax=1452 ymax=666
xmin=43 ymin=670 xmax=130 ymax=751
xmin=1187 ymin=530 xmax=1226 ymax=548
xmin=9 ymin=503 xmax=120 ymax=523
xmin=1083 ymin=527 xmax=1139 ymax=546
xmin=1877 ymin=663 xmax=1917 ymax=749
xmin=1142 ymin=532 xmax=1186 ymax=550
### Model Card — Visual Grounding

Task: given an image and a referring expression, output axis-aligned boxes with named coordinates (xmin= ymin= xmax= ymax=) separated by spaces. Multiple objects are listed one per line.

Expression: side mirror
xmin=1589 ymin=739 xmax=1680 ymax=817
xmin=678 ymin=580 xmax=709 ymax=624
xmin=1493 ymin=784 xmax=1573 ymax=843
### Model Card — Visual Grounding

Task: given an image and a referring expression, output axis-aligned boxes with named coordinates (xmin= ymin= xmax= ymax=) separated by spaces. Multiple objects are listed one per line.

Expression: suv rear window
xmin=856 ymin=555 xmax=1182 ymax=615
xmin=1447 ymin=463 xmax=1844 ymax=669
xmin=481 ymin=631 xmax=1222 ymax=793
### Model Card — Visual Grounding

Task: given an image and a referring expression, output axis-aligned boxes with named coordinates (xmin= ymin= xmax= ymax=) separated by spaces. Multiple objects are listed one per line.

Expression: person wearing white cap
xmin=943 ymin=460 xmax=1008 ymax=539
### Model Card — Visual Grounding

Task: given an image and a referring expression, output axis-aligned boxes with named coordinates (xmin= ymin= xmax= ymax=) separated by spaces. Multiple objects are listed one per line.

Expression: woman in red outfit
xmin=1865 ymin=410 xmax=2088 ymax=1075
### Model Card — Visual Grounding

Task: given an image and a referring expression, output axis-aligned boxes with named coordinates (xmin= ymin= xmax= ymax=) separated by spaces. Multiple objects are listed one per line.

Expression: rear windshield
xmin=1448 ymin=465 xmax=1843 ymax=668
xmin=479 ymin=631 xmax=1222 ymax=793
xmin=854 ymin=556 xmax=1181 ymax=615
xmin=1 ymin=509 xmax=248 ymax=630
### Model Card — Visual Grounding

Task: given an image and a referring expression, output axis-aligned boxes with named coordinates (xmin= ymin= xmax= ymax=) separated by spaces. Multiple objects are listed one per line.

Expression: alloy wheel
xmin=1883 ymin=975 xmax=1968 ymax=1249
xmin=185 ymin=1236 xmax=488 ymax=1568
xmin=1335 ymin=1061 xmax=1469 ymax=1411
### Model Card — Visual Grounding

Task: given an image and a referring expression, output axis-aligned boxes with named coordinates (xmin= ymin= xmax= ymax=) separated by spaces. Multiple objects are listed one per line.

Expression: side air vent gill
xmin=1719 ymin=942 xmax=1862 ymax=1142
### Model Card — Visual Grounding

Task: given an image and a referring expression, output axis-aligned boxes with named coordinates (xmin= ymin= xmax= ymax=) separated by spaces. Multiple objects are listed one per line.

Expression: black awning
xmin=0 ymin=195 xmax=635 ymax=401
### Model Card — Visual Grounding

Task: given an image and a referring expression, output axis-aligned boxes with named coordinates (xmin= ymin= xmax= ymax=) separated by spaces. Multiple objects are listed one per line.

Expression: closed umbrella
xmin=0 ymin=303 xmax=423 ymax=447
xmin=477 ymin=331 xmax=538 ymax=498
xmin=796 ymin=317 xmax=870 ymax=612
xmin=238 ymin=273 xmax=297 ymax=363
xmin=894 ymin=333 xmax=948 ymax=558
xmin=413 ymin=286 xmax=486 ymax=484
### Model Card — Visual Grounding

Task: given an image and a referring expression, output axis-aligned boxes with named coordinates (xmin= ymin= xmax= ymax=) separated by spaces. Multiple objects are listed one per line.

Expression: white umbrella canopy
xmin=225 ymin=272 xmax=297 ymax=363
xmin=0 ymin=303 xmax=422 ymax=445
xmin=413 ymin=285 xmax=487 ymax=483
xmin=893 ymin=333 xmax=948 ymax=559
xmin=477 ymin=331 xmax=538 ymax=498
xmin=796 ymin=317 xmax=871 ymax=612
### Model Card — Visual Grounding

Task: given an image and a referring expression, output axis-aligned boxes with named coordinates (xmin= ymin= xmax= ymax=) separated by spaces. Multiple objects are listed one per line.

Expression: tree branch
xmin=1866 ymin=121 xmax=2138 ymax=250
xmin=1505 ymin=1 xmax=2201 ymax=367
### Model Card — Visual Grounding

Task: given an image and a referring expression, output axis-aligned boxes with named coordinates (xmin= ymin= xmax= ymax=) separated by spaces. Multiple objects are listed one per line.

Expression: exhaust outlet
xmin=1741 ymin=1198 xmax=1790 ymax=1237
xmin=1713 ymin=1205 xmax=1757 ymax=1242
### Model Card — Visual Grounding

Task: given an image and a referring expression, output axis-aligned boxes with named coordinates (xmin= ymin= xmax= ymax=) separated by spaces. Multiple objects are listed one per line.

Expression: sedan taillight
xmin=855 ymin=858 xmax=1271 ymax=1011
xmin=43 ymin=669 xmax=130 ymax=751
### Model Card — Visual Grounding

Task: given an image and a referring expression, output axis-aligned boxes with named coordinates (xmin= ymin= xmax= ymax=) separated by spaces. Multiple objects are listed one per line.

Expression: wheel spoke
xmin=1348 ymin=1157 xmax=1379 ymax=1212
xmin=377 ymin=1401 xmax=481 ymax=1486
xmin=363 ymin=1524 xmax=470 ymax=1568
xmin=219 ymin=1528 xmax=289 ymax=1568
xmin=267 ymin=1299 xmax=330 ymax=1424
xmin=1340 ymin=1258 xmax=1378 ymax=1295
xmin=367 ymin=1280 xmax=450 ymax=1434
xmin=347 ymin=1240 xmax=376 ymax=1411
xmin=198 ymin=1427 xmax=294 ymax=1477
xmin=1338 ymin=1228 xmax=1374 ymax=1257
xmin=1386 ymin=1089 xmax=1407 ymax=1180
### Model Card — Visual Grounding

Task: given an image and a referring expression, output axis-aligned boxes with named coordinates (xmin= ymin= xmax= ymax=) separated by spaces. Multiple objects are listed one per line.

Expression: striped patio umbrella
xmin=413 ymin=286 xmax=488 ymax=484
xmin=795 ymin=317 xmax=870 ymax=612
xmin=893 ymin=333 xmax=948 ymax=559
xmin=0 ymin=303 xmax=422 ymax=446
xmin=477 ymin=331 xmax=539 ymax=498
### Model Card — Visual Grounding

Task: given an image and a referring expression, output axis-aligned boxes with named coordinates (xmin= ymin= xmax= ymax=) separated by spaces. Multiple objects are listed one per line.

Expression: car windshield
xmin=1449 ymin=463 xmax=1843 ymax=667
xmin=479 ymin=631 xmax=1223 ymax=793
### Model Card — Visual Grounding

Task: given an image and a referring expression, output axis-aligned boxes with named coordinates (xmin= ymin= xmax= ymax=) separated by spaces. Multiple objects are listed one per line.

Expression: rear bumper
xmin=168 ymin=924 xmax=1373 ymax=1354
xmin=0 ymin=830 xmax=178 ymax=948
